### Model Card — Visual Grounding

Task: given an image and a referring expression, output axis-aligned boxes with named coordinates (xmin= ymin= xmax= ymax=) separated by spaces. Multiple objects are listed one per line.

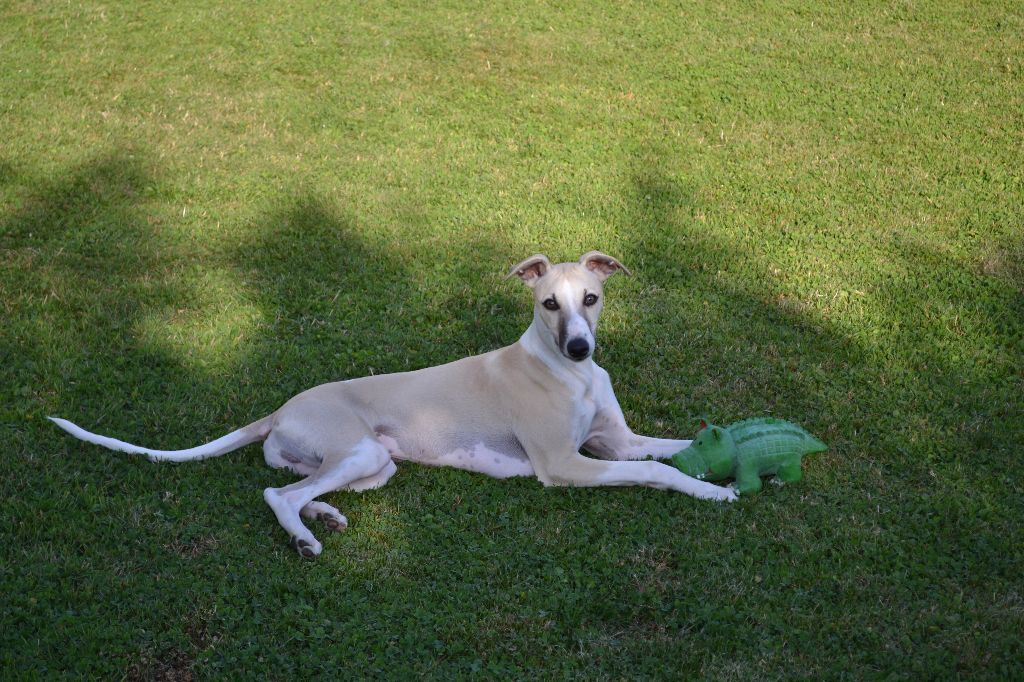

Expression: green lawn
xmin=2 ymin=0 xmax=1022 ymax=678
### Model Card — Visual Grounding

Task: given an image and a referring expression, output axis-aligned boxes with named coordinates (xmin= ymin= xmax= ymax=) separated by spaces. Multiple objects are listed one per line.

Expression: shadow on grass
xmin=614 ymin=168 xmax=1021 ymax=483
xmin=3 ymin=146 xmax=1021 ymax=677
xmin=591 ymin=163 xmax=1024 ymax=674
xmin=1 ymin=150 xmax=190 ymax=426
xmin=0 ymin=148 xmax=527 ymax=677
xmin=222 ymin=194 xmax=525 ymax=413
xmin=1 ymin=149 xmax=523 ymax=430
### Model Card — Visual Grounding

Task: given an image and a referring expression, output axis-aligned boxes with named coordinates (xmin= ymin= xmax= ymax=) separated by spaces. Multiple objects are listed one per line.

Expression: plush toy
xmin=671 ymin=417 xmax=826 ymax=494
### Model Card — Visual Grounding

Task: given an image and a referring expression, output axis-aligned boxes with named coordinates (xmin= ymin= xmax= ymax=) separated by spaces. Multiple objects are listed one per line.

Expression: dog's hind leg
xmin=263 ymin=436 xmax=391 ymax=558
xmin=300 ymin=501 xmax=348 ymax=532
xmin=342 ymin=459 xmax=398 ymax=492
xmin=263 ymin=431 xmax=319 ymax=476
xmin=295 ymin=458 xmax=398 ymax=533
xmin=264 ymin=431 xmax=350 ymax=529
xmin=296 ymin=459 xmax=398 ymax=534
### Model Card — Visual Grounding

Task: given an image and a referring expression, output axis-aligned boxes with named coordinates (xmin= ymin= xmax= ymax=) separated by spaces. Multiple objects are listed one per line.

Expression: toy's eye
xmin=583 ymin=293 xmax=599 ymax=306
xmin=543 ymin=298 xmax=559 ymax=311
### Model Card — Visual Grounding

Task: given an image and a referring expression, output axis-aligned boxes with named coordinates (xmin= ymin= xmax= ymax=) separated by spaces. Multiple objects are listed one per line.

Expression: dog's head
xmin=507 ymin=251 xmax=631 ymax=362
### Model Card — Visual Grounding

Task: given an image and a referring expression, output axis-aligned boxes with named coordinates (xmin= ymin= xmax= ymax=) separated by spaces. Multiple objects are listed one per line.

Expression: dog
xmin=51 ymin=251 xmax=737 ymax=558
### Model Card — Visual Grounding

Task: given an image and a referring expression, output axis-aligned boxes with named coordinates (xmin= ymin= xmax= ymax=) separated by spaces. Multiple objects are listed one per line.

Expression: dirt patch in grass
xmin=125 ymin=649 xmax=195 ymax=682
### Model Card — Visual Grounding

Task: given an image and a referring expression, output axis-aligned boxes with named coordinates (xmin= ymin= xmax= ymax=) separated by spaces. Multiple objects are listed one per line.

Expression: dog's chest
xmin=570 ymin=384 xmax=599 ymax=447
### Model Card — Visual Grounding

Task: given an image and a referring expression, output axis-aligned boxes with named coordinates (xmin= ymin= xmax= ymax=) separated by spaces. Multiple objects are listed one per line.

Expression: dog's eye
xmin=543 ymin=298 xmax=559 ymax=311
xmin=583 ymin=293 xmax=599 ymax=307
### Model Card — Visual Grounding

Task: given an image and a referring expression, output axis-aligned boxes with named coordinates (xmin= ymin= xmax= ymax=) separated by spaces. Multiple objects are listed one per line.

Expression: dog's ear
xmin=579 ymin=251 xmax=632 ymax=281
xmin=506 ymin=254 xmax=552 ymax=288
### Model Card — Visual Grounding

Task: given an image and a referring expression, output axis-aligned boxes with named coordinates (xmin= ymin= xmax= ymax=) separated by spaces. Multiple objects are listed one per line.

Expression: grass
xmin=2 ymin=0 xmax=1022 ymax=678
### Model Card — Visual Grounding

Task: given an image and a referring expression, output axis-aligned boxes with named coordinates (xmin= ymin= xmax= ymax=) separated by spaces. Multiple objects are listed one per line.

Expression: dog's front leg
xmin=520 ymin=433 xmax=736 ymax=502
xmin=582 ymin=366 xmax=693 ymax=461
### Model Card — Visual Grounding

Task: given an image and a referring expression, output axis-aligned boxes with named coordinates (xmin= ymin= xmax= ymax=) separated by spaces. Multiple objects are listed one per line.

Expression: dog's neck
xmin=517 ymin=313 xmax=594 ymax=387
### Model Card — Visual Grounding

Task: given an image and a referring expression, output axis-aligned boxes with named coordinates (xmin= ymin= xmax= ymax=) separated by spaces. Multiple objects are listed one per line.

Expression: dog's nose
xmin=566 ymin=337 xmax=590 ymax=360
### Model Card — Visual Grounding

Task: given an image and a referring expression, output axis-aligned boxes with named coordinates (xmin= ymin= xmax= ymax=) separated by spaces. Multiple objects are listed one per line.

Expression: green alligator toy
xmin=671 ymin=417 xmax=826 ymax=494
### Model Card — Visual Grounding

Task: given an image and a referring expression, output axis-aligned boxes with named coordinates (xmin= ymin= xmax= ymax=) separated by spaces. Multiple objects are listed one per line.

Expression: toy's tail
xmin=48 ymin=415 xmax=273 ymax=463
xmin=806 ymin=434 xmax=828 ymax=454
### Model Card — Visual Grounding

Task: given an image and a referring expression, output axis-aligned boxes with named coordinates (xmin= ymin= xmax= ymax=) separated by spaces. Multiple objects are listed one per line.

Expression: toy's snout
xmin=672 ymin=451 xmax=710 ymax=479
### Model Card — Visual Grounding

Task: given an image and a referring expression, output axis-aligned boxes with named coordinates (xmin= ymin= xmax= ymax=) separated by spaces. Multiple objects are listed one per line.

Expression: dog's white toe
xmin=288 ymin=535 xmax=323 ymax=559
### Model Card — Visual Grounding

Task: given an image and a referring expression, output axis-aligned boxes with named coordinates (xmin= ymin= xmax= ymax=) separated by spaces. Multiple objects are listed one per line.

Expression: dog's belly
xmin=429 ymin=441 xmax=535 ymax=478
xmin=376 ymin=429 xmax=534 ymax=479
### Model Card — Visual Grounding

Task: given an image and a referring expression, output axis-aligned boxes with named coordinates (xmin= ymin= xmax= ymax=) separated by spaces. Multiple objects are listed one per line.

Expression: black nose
xmin=566 ymin=337 xmax=590 ymax=360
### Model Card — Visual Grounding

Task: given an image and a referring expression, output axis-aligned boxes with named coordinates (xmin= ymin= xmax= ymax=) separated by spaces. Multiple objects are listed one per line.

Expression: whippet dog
xmin=51 ymin=251 xmax=737 ymax=558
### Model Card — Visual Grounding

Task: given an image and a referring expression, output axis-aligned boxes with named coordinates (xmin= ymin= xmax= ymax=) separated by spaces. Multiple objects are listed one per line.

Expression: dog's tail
xmin=48 ymin=415 xmax=274 ymax=463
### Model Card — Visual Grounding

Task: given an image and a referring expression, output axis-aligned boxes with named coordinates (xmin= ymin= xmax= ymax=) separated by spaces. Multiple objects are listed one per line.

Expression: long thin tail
xmin=48 ymin=415 xmax=273 ymax=463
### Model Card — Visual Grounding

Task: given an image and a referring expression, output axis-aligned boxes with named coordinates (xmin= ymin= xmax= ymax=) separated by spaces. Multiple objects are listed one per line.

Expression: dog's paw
xmin=287 ymin=535 xmax=322 ymax=559
xmin=317 ymin=511 xmax=348 ymax=532
xmin=690 ymin=481 xmax=738 ymax=502
xmin=718 ymin=486 xmax=739 ymax=502
xmin=301 ymin=501 xmax=348 ymax=531
xmin=703 ymin=483 xmax=738 ymax=502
